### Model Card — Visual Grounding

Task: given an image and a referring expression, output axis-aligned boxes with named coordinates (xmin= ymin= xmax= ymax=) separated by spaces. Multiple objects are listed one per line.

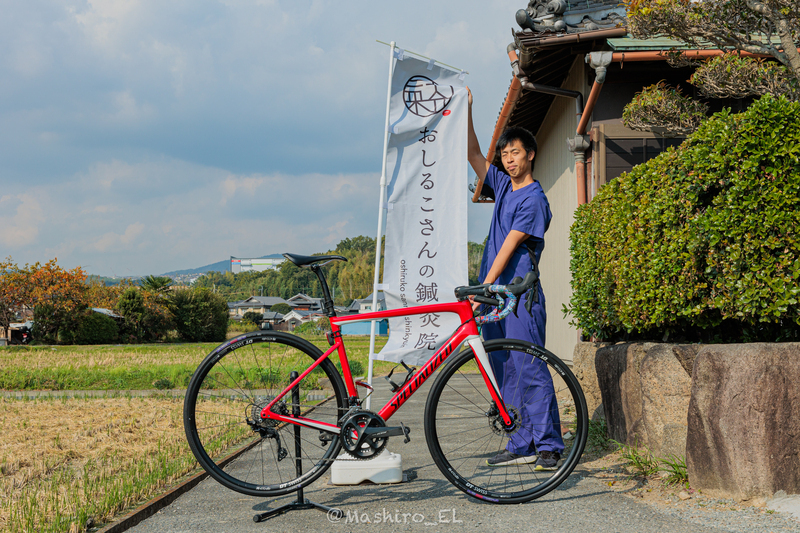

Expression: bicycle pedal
xmin=401 ymin=422 xmax=411 ymax=444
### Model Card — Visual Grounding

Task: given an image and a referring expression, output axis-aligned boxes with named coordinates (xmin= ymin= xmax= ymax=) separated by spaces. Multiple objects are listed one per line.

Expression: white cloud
xmin=0 ymin=194 xmax=46 ymax=247
xmin=90 ymin=222 xmax=145 ymax=252
xmin=0 ymin=0 xmax=519 ymax=274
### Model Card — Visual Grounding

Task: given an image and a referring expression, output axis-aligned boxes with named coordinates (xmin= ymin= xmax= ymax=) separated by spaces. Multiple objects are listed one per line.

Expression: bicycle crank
xmin=340 ymin=411 xmax=411 ymax=459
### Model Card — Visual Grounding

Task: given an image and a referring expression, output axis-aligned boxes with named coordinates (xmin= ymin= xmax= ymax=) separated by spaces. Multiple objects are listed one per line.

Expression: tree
xmin=623 ymin=0 xmax=800 ymax=134
xmin=627 ymin=0 xmax=800 ymax=79
xmin=242 ymin=311 xmax=263 ymax=325
xmin=28 ymin=260 xmax=87 ymax=343
xmin=140 ymin=275 xmax=173 ymax=293
xmin=0 ymin=258 xmax=31 ymax=336
xmin=270 ymin=303 xmax=292 ymax=315
xmin=169 ymin=288 xmax=228 ymax=342
xmin=116 ymin=288 xmax=146 ymax=340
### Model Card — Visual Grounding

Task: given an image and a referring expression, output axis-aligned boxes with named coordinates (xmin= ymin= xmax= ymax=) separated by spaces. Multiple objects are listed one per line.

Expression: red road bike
xmin=184 ymin=253 xmax=587 ymax=504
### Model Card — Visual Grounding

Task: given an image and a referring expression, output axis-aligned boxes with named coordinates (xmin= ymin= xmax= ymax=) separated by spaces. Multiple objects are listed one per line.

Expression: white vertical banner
xmin=377 ymin=54 xmax=468 ymax=366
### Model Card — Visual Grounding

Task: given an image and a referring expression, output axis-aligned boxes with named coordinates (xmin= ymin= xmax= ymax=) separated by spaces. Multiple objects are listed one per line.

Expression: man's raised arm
xmin=467 ymin=88 xmax=491 ymax=180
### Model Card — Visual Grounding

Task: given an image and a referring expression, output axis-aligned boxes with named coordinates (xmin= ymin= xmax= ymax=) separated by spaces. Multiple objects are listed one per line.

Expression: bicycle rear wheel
xmin=183 ymin=331 xmax=347 ymax=497
xmin=424 ymin=338 xmax=588 ymax=503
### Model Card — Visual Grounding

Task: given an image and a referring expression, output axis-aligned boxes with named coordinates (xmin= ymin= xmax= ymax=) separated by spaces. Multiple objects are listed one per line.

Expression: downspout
xmin=476 ymin=47 xmax=612 ymax=205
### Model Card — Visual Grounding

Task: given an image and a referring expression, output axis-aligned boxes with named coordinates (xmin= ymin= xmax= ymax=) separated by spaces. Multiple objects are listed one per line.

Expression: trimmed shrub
xmin=169 ymin=289 xmax=228 ymax=342
xmin=242 ymin=311 xmax=263 ymax=325
xmin=569 ymin=95 xmax=800 ymax=342
xmin=72 ymin=312 xmax=119 ymax=345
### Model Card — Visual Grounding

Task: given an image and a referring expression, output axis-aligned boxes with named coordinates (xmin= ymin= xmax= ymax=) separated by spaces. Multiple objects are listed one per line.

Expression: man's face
xmin=500 ymin=139 xmax=535 ymax=179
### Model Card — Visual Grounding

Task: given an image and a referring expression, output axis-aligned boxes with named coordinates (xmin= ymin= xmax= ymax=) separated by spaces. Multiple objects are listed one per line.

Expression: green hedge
xmin=170 ymin=288 xmax=229 ymax=342
xmin=569 ymin=95 xmax=800 ymax=342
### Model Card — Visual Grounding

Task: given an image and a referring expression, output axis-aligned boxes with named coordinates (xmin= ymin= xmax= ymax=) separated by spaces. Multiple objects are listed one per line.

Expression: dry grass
xmin=0 ymin=344 xmax=213 ymax=370
xmin=0 ymin=396 xmax=247 ymax=533
xmin=0 ymin=335 xmax=407 ymax=531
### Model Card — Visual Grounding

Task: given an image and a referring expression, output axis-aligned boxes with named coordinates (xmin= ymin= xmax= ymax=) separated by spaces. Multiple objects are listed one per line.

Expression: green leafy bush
xmin=569 ymin=95 xmax=800 ymax=342
xmin=242 ymin=311 xmax=263 ymax=325
xmin=169 ymin=289 xmax=228 ymax=342
xmin=72 ymin=312 xmax=119 ymax=345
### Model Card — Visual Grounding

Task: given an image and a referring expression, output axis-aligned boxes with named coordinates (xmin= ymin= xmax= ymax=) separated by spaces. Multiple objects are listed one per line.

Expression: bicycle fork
xmin=466 ymin=336 xmax=515 ymax=428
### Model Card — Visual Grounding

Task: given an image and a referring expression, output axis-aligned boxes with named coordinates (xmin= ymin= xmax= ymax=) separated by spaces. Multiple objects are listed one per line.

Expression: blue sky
xmin=1 ymin=0 xmax=523 ymax=276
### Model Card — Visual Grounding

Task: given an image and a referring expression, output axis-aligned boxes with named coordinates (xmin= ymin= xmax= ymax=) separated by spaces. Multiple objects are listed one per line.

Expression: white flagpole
xmin=366 ymin=41 xmax=396 ymax=410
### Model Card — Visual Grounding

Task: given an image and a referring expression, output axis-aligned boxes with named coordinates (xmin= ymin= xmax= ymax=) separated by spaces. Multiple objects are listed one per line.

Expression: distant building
xmin=230 ymin=256 xmax=285 ymax=273
xmin=286 ymin=293 xmax=323 ymax=312
xmin=345 ymin=292 xmax=386 ymax=314
xmin=228 ymin=296 xmax=288 ymax=317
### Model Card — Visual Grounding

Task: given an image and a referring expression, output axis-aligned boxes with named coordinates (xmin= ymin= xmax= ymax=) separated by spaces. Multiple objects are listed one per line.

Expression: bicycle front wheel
xmin=424 ymin=338 xmax=588 ymax=503
xmin=184 ymin=331 xmax=347 ymax=497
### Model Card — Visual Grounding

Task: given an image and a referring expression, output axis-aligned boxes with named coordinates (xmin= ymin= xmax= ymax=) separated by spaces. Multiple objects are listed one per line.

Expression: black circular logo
xmin=403 ymin=75 xmax=454 ymax=117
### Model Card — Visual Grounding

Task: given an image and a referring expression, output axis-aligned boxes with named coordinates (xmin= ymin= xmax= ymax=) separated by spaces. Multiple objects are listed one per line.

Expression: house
xmin=286 ymin=293 xmax=323 ymax=312
xmin=477 ymin=1 xmax=752 ymax=364
xmin=344 ymin=292 xmax=386 ymax=314
xmin=228 ymin=296 xmax=288 ymax=318
xmin=281 ymin=309 xmax=323 ymax=331
xmin=260 ymin=311 xmax=284 ymax=328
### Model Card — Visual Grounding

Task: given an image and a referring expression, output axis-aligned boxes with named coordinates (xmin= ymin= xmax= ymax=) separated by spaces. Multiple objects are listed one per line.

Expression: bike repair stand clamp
xmin=253 ymin=371 xmax=343 ymax=523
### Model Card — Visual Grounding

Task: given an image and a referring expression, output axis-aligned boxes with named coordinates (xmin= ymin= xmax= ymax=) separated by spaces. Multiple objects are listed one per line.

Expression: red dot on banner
xmin=443 ymin=110 xmax=451 ymax=116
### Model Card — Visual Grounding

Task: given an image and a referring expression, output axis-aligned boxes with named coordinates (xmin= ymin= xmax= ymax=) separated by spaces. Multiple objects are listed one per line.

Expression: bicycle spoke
xmin=185 ymin=332 xmax=346 ymax=497
xmin=425 ymin=339 xmax=587 ymax=503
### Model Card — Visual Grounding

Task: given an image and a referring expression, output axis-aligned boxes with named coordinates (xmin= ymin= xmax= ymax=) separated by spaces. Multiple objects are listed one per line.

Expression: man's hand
xmin=469 ymin=295 xmax=481 ymax=312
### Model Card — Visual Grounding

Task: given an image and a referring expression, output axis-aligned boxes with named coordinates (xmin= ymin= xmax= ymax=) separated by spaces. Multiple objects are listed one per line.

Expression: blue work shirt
xmin=479 ymin=164 xmax=552 ymax=346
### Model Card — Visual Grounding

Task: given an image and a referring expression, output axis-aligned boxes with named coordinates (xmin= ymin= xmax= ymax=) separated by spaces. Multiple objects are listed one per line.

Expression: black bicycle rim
xmin=424 ymin=339 xmax=588 ymax=503
xmin=183 ymin=331 xmax=347 ymax=497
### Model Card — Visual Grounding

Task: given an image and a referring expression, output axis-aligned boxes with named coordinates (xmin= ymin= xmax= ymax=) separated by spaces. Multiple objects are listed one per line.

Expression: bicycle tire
xmin=424 ymin=338 xmax=588 ymax=503
xmin=183 ymin=331 xmax=347 ymax=497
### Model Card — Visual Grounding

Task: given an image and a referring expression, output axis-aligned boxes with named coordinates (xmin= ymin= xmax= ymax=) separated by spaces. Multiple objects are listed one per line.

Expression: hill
xmin=162 ymin=254 xmax=284 ymax=277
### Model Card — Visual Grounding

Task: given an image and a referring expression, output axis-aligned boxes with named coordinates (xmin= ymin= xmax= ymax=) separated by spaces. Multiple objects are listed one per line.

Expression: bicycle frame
xmin=260 ymin=299 xmax=515 ymax=433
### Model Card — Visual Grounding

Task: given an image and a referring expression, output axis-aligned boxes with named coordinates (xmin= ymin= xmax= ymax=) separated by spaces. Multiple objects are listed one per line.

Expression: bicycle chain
xmin=260 ymin=401 xmax=389 ymax=462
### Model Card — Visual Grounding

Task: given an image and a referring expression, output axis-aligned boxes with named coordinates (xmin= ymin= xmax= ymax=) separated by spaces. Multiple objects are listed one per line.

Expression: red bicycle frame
xmin=260 ymin=300 xmax=515 ymax=432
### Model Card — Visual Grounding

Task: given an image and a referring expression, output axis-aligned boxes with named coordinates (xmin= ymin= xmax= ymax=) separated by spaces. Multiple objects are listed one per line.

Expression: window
xmin=591 ymin=124 xmax=684 ymax=199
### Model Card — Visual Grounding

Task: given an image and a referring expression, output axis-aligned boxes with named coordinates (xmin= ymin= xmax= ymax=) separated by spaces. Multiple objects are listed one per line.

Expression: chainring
xmin=340 ymin=411 xmax=388 ymax=459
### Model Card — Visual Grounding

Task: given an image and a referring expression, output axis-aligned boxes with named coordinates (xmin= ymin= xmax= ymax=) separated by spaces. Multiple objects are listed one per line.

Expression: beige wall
xmin=531 ymin=56 xmax=587 ymax=366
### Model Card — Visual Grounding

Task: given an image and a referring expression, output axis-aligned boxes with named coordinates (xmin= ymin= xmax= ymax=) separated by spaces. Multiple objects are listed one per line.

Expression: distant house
xmin=357 ymin=292 xmax=386 ymax=313
xmin=260 ymin=311 xmax=284 ymax=328
xmin=91 ymin=308 xmax=123 ymax=319
xmin=287 ymin=294 xmax=322 ymax=312
xmin=228 ymin=296 xmax=288 ymax=317
xmin=281 ymin=309 xmax=323 ymax=331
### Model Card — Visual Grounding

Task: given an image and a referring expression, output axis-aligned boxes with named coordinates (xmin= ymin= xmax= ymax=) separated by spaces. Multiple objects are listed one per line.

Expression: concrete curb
xmin=95 ymin=468 xmax=209 ymax=533
xmin=95 ymin=438 xmax=261 ymax=533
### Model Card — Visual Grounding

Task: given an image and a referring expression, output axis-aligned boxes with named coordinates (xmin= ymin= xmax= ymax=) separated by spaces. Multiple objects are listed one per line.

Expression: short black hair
xmin=496 ymin=126 xmax=538 ymax=155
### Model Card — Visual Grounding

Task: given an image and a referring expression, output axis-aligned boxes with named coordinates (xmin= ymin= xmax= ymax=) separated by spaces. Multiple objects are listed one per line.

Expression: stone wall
xmin=577 ymin=342 xmax=697 ymax=458
xmin=574 ymin=341 xmax=800 ymax=500
xmin=687 ymin=344 xmax=800 ymax=500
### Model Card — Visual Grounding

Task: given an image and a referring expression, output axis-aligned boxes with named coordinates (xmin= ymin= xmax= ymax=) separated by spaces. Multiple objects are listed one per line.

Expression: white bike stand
xmin=330 ymin=449 xmax=404 ymax=485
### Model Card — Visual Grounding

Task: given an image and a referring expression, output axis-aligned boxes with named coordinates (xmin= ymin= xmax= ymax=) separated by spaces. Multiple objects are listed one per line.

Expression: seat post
xmin=310 ymin=265 xmax=336 ymax=317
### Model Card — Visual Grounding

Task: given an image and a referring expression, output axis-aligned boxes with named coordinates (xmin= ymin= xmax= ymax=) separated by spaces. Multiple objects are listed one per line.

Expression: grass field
xmin=0 ymin=335 xmax=396 ymax=532
xmin=0 ymin=396 xmax=223 ymax=532
xmin=0 ymin=335 xmax=391 ymax=391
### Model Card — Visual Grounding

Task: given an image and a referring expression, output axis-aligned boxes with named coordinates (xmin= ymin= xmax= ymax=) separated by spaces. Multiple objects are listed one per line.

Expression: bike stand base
xmin=253 ymin=497 xmax=341 ymax=523
xmin=253 ymin=370 xmax=343 ymax=524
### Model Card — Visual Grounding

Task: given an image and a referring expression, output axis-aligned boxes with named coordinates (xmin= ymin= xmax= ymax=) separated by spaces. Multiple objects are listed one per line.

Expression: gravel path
xmin=122 ymin=380 xmax=800 ymax=533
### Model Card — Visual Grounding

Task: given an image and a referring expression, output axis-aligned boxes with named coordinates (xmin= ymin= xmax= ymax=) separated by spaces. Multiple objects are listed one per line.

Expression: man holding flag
xmin=466 ymin=88 xmax=564 ymax=470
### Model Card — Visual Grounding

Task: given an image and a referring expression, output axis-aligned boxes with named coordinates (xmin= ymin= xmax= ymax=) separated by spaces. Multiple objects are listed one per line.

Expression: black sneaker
xmin=486 ymin=450 xmax=537 ymax=467
xmin=534 ymin=450 xmax=560 ymax=471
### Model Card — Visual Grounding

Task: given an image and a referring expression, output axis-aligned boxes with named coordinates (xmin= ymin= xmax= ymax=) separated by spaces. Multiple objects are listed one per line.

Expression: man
xmin=467 ymin=88 xmax=564 ymax=470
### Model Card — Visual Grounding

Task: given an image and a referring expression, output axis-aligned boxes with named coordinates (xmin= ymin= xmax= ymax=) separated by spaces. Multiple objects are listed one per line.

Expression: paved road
xmin=126 ymin=379 xmax=797 ymax=533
